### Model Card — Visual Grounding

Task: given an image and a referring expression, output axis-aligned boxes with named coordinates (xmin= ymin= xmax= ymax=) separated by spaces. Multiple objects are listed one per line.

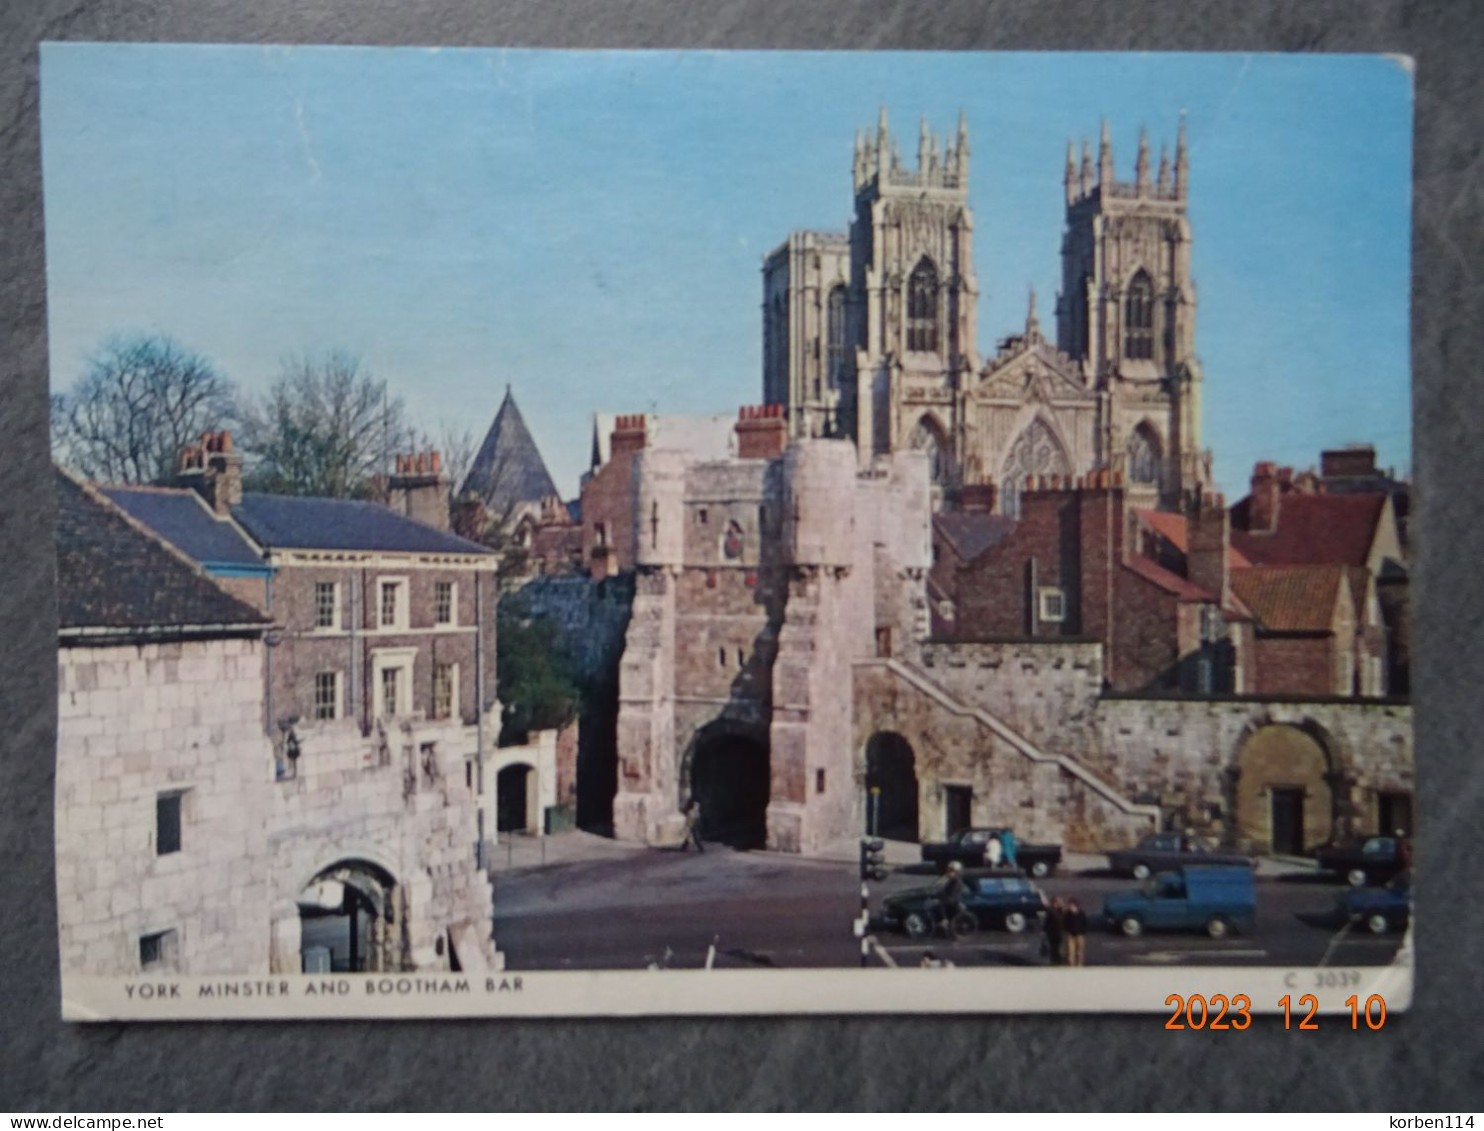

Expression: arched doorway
xmin=687 ymin=728 xmax=771 ymax=849
xmin=1234 ymin=725 xmax=1335 ymax=855
xmin=865 ymin=732 xmax=919 ymax=841
xmin=497 ymin=763 xmax=535 ymax=833
xmin=297 ymin=859 xmax=399 ymax=973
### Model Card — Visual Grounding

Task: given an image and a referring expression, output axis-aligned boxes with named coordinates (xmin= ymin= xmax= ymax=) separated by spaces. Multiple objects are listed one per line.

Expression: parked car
xmin=920 ymin=827 xmax=1063 ymax=878
xmin=1102 ymin=864 xmax=1257 ymax=939
xmin=1106 ymin=831 xmax=1253 ymax=880
xmin=1315 ymin=835 xmax=1411 ymax=887
xmin=1336 ymin=870 xmax=1411 ymax=934
xmin=877 ymin=874 xmax=1049 ymax=938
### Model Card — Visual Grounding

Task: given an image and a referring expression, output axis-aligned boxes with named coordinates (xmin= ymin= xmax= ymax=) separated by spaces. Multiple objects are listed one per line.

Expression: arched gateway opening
xmin=497 ymin=763 xmax=535 ymax=833
xmin=297 ymin=860 xmax=400 ymax=974
xmin=865 ymin=732 xmax=920 ymax=842
xmin=1234 ymin=725 xmax=1335 ymax=855
xmin=687 ymin=728 xmax=771 ymax=850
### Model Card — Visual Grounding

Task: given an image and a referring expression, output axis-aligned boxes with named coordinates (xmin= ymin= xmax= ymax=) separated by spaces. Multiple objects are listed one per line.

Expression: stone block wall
xmin=57 ymin=638 xmax=274 ymax=977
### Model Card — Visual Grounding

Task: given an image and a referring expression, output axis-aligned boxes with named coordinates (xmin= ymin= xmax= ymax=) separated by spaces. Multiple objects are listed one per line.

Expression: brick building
xmin=56 ymin=469 xmax=500 ymax=980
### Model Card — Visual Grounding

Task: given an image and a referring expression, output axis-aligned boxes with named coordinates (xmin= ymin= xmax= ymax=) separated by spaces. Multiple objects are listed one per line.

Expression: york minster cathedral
xmin=762 ymin=109 xmax=1211 ymax=514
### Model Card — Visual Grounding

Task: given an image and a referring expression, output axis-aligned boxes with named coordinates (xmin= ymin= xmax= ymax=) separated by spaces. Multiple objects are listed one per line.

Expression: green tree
xmin=496 ymin=597 xmax=583 ymax=743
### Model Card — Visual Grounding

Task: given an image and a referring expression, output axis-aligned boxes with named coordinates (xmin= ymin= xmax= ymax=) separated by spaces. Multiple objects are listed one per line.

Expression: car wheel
xmin=903 ymin=912 xmax=931 ymax=940
xmin=1366 ymin=912 xmax=1390 ymax=936
xmin=1120 ymin=915 xmax=1144 ymax=938
xmin=1132 ymin=863 xmax=1152 ymax=881
xmin=1206 ymin=916 xmax=1232 ymax=940
xmin=1029 ymin=861 xmax=1050 ymax=879
xmin=1346 ymin=868 xmax=1368 ymax=888
xmin=1004 ymin=911 xmax=1027 ymax=934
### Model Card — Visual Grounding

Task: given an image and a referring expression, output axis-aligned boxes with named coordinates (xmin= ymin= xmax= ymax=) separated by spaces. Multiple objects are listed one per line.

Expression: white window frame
xmin=371 ymin=647 xmax=417 ymax=719
xmin=435 ymin=580 xmax=458 ymax=628
xmin=377 ymin=576 xmax=409 ymax=632
xmin=313 ymin=580 xmax=341 ymax=631
xmin=313 ymin=670 xmax=342 ymax=721
xmin=432 ymin=661 xmax=460 ymax=721
xmin=1038 ymin=587 xmax=1066 ymax=623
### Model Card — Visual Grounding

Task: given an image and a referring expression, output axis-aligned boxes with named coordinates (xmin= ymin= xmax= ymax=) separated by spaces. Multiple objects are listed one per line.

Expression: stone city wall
xmin=56 ymin=638 xmax=274 ymax=977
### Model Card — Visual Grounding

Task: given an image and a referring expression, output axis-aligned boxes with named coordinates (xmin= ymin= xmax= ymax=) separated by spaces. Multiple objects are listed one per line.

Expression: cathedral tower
xmin=764 ymin=109 xmax=979 ymax=486
xmin=1055 ymin=117 xmax=1210 ymax=510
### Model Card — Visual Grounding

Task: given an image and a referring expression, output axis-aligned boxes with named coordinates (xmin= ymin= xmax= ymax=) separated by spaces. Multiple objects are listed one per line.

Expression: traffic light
xmin=859 ymin=837 xmax=888 ymax=882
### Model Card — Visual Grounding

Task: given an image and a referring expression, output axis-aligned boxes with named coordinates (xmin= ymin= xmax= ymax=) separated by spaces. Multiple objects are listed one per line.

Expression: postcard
xmin=43 ymin=44 xmax=1414 ymax=1020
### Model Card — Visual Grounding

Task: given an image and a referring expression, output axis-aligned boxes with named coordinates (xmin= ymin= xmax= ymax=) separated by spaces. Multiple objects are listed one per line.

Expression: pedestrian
xmin=1043 ymin=896 xmax=1066 ymax=966
xmin=682 ymin=797 xmax=704 ymax=854
xmin=1064 ymin=898 xmax=1087 ymax=967
xmin=1000 ymin=828 xmax=1018 ymax=870
xmin=984 ymin=834 xmax=1003 ymax=868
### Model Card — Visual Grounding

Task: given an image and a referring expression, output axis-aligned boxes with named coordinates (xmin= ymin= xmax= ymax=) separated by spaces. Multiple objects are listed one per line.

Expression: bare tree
xmin=51 ymin=335 xmax=236 ymax=483
xmin=239 ymin=351 xmax=409 ymax=498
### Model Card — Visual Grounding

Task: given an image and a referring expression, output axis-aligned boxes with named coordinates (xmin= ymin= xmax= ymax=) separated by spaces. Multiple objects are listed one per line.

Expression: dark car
xmin=877 ymin=874 xmax=1048 ymax=938
xmin=919 ymin=827 xmax=1063 ymax=878
xmin=1106 ymin=832 xmax=1253 ymax=880
xmin=1336 ymin=870 xmax=1411 ymax=934
xmin=1316 ymin=835 xmax=1410 ymax=888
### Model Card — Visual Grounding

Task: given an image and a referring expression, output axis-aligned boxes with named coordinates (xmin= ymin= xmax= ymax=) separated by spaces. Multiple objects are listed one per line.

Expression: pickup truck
xmin=919 ymin=827 xmax=1063 ymax=878
xmin=1315 ymin=835 xmax=1411 ymax=887
xmin=1106 ymin=832 xmax=1253 ymax=880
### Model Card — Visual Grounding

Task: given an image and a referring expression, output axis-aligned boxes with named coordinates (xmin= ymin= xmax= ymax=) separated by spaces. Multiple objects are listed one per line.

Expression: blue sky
xmin=40 ymin=46 xmax=1413 ymax=499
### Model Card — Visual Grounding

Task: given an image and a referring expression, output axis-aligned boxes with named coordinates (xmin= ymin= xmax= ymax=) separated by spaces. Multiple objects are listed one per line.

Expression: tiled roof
xmin=1123 ymin=555 xmax=1215 ymax=602
xmin=1230 ymin=565 xmax=1349 ymax=633
xmin=100 ymin=484 xmax=265 ymax=569
xmin=1133 ymin=509 xmax=1252 ymax=569
xmin=56 ymin=469 xmax=269 ymax=637
xmin=1230 ymin=493 xmax=1385 ymax=568
xmin=462 ymin=388 xmax=561 ymax=515
xmin=232 ymin=494 xmax=493 ymax=556
xmin=934 ymin=512 xmax=1016 ymax=564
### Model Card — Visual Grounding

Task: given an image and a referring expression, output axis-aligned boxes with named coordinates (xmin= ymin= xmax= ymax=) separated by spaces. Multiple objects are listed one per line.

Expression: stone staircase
xmin=865 ymin=656 xmax=1161 ymax=827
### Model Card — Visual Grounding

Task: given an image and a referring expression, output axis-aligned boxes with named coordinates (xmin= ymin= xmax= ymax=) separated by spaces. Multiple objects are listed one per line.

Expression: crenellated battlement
xmin=853 ymin=106 xmax=970 ymax=196
xmin=1064 ymin=116 xmax=1189 ymax=208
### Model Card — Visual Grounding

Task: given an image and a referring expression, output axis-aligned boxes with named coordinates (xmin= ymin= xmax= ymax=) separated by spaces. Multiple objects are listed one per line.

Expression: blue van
xmin=1102 ymin=865 xmax=1256 ymax=939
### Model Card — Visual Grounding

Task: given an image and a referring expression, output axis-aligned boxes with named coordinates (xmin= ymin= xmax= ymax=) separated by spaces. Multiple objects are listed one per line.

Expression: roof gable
xmin=56 ymin=470 xmax=269 ymax=637
xmin=1230 ymin=565 xmax=1349 ymax=633
xmin=973 ymin=339 xmax=1091 ymax=402
xmin=934 ymin=512 xmax=1016 ymax=563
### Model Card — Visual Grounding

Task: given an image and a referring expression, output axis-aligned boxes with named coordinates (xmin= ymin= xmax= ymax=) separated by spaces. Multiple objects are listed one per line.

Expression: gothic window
xmin=1124 ymin=270 xmax=1154 ymax=360
xmin=911 ymin=418 xmax=948 ymax=485
xmin=999 ymin=418 xmax=1070 ymax=519
xmin=1128 ymin=427 xmax=1159 ymax=484
xmin=907 ymin=259 xmax=939 ymax=353
xmin=826 ymin=285 xmax=847 ymax=389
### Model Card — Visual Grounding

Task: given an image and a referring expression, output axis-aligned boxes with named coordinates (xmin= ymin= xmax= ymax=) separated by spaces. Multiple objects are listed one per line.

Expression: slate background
xmin=2 ymin=0 xmax=1480 ymax=1112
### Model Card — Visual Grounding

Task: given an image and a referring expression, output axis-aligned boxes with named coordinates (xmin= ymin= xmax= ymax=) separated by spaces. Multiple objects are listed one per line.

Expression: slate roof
xmin=934 ymin=512 xmax=1016 ymax=564
xmin=231 ymin=493 xmax=493 ymax=556
xmin=1230 ymin=493 xmax=1386 ymax=568
xmin=1230 ymin=565 xmax=1350 ymax=633
xmin=1123 ymin=554 xmax=1217 ymax=603
xmin=56 ymin=469 xmax=269 ymax=638
xmin=462 ymin=388 xmax=561 ymax=516
xmin=99 ymin=485 xmax=265 ymax=569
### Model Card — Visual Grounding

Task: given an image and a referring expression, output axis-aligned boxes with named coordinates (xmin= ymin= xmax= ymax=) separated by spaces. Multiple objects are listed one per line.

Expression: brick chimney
xmin=1321 ymin=444 xmax=1377 ymax=480
xmin=960 ymin=483 xmax=997 ymax=513
xmin=1248 ymin=461 xmax=1281 ymax=534
xmin=387 ymin=450 xmax=451 ymax=531
xmin=1186 ymin=489 xmax=1230 ymax=606
xmin=609 ymin=414 xmax=648 ymax=461
xmin=735 ymin=404 xmax=788 ymax=460
xmin=177 ymin=430 xmax=243 ymax=518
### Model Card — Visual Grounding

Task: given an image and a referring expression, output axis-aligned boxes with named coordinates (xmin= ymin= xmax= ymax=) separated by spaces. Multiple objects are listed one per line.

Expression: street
xmin=489 ymin=841 xmax=1407 ymax=971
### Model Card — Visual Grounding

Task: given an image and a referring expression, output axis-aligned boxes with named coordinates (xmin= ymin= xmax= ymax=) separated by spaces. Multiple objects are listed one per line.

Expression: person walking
xmin=681 ymin=797 xmax=705 ymax=854
xmin=1043 ymin=897 xmax=1066 ymax=966
xmin=999 ymin=828 xmax=1018 ymax=871
xmin=1064 ymin=898 xmax=1087 ymax=967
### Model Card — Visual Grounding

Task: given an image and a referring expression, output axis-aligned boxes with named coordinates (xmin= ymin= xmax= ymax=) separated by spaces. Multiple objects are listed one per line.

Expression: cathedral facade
xmin=762 ymin=110 xmax=1211 ymax=514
